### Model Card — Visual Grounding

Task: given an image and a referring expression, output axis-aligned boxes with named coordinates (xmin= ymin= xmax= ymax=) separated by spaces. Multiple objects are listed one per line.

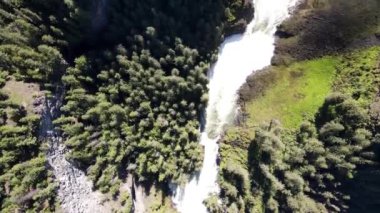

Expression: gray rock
xmin=40 ymin=88 xmax=111 ymax=213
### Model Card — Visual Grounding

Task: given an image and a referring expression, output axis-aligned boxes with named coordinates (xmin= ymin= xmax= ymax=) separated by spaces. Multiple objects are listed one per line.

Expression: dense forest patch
xmin=67 ymin=0 xmax=254 ymax=58
xmin=0 ymin=0 xmax=254 ymax=211
xmin=0 ymin=0 xmax=65 ymax=210
xmin=0 ymin=78 xmax=56 ymax=211
xmin=57 ymin=37 xmax=208 ymax=191
xmin=218 ymin=69 xmax=380 ymax=212
xmin=54 ymin=0 xmax=254 ymax=196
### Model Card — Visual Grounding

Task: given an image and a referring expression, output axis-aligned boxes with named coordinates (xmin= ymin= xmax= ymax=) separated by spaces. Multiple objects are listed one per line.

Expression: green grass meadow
xmin=245 ymin=46 xmax=380 ymax=129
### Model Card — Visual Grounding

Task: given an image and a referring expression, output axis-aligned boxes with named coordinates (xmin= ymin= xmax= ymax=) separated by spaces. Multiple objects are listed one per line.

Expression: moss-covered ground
xmin=245 ymin=57 xmax=338 ymax=129
xmin=219 ymin=127 xmax=253 ymax=170
xmin=245 ymin=46 xmax=380 ymax=130
xmin=333 ymin=46 xmax=380 ymax=106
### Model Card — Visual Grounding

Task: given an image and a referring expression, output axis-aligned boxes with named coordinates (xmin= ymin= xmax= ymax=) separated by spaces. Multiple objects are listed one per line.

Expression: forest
xmin=0 ymin=0 xmax=253 ymax=211
xmin=1 ymin=0 xmax=380 ymax=212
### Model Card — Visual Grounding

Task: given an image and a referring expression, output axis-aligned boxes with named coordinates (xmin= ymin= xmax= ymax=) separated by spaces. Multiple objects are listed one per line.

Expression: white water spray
xmin=173 ymin=0 xmax=299 ymax=212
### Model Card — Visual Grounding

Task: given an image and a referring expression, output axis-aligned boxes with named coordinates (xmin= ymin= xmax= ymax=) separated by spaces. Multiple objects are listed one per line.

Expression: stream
xmin=172 ymin=0 xmax=300 ymax=212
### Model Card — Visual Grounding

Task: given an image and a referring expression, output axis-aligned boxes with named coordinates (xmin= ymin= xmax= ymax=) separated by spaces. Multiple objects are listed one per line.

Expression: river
xmin=172 ymin=0 xmax=299 ymax=212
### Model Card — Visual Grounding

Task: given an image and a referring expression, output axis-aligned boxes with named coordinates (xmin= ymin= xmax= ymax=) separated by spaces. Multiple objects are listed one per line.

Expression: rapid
xmin=172 ymin=0 xmax=299 ymax=212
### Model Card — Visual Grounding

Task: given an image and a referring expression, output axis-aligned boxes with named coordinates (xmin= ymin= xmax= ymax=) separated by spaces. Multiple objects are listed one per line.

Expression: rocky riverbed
xmin=39 ymin=89 xmax=111 ymax=213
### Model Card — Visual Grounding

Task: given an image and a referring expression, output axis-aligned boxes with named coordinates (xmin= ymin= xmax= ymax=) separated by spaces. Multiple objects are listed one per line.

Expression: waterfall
xmin=172 ymin=0 xmax=299 ymax=212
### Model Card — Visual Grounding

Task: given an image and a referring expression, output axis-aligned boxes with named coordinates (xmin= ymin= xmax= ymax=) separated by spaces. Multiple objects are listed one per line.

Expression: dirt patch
xmin=273 ymin=0 xmax=380 ymax=65
xmin=239 ymin=67 xmax=279 ymax=103
xmin=1 ymin=78 xmax=44 ymax=114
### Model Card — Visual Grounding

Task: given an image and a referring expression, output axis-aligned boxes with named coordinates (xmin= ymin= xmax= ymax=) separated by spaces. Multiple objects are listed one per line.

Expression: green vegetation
xmin=219 ymin=93 xmax=378 ymax=213
xmin=0 ymin=0 xmax=253 ymax=211
xmin=217 ymin=128 xmax=254 ymax=212
xmin=1 ymin=0 xmax=379 ymax=212
xmin=141 ymin=185 xmax=177 ymax=213
xmin=243 ymin=47 xmax=380 ymax=129
xmin=0 ymin=0 xmax=67 ymax=83
xmin=0 ymin=87 xmax=56 ymax=211
xmin=219 ymin=45 xmax=380 ymax=212
xmin=0 ymin=0 xmax=65 ymax=210
xmin=244 ymin=57 xmax=338 ymax=129
xmin=333 ymin=46 xmax=380 ymax=106
xmin=50 ymin=0 xmax=253 ymax=197
xmin=57 ymin=35 xmax=207 ymax=191
xmin=104 ymin=0 xmax=253 ymax=53
xmin=117 ymin=191 xmax=133 ymax=213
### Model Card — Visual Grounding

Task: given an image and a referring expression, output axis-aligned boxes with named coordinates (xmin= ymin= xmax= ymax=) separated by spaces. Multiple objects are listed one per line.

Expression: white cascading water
xmin=172 ymin=0 xmax=299 ymax=212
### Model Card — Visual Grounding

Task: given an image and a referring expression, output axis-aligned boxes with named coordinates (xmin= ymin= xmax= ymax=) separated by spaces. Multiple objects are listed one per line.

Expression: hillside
xmin=217 ymin=0 xmax=380 ymax=212
xmin=1 ymin=0 xmax=380 ymax=213
xmin=0 ymin=0 xmax=252 ymax=212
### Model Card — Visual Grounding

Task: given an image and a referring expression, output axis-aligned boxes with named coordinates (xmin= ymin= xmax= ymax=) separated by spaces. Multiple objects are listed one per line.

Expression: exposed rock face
xmin=132 ymin=181 xmax=147 ymax=213
xmin=48 ymin=136 xmax=111 ymax=213
xmin=40 ymin=89 xmax=111 ymax=213
xmin=224 ymin=0 xmax=255 ymax=36
xmin=32 ymin=95 xmax=45 ymax=115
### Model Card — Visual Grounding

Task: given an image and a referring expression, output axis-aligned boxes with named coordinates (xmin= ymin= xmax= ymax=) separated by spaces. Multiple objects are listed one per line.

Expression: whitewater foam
xmin=173 ymin=1 xmax=299 ymax=212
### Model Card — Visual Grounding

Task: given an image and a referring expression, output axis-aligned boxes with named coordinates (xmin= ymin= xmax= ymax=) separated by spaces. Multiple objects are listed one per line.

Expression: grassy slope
xmin=245 ymin=46 xmax=380 ymax=129
xmin=246 ymin=57 xmax=337 ymax=129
